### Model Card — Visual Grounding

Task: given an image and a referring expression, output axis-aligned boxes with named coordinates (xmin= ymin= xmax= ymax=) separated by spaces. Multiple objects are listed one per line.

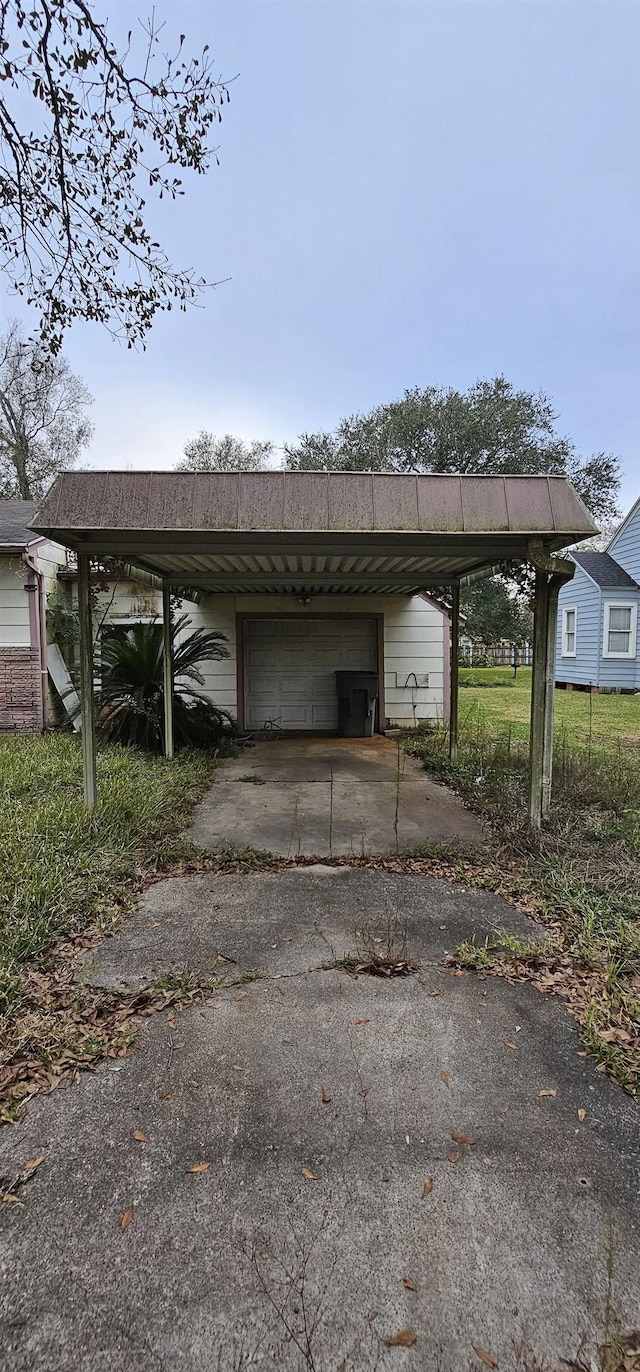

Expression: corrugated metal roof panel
xmin=503 ymin=476 xmax=554 ymax=532
xmin=33 ymin=471 xmax=597 ymax=538
xmin=417 ymin=476 xmax=464 ymax=532
xmin=461 ymin=477 xmax=510 ymax=532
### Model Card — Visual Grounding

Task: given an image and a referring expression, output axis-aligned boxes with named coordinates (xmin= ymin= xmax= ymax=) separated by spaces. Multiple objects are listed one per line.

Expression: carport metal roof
xmin=33 ymin=471 xmax=596 ymax=595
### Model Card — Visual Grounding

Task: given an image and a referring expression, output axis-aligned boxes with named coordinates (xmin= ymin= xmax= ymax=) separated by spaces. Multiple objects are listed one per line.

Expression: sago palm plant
xmin=95 ymin=615 xmax=235 ymax=752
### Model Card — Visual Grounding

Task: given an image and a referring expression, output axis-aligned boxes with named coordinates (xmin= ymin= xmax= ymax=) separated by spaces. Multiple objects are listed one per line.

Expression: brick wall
xmin=0 ymin=646 xmax=43 ymax=731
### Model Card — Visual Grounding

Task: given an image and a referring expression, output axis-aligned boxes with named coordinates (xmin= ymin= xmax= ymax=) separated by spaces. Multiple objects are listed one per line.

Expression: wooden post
xmin=77 ymin=553 xmax=97 ymax=809
xmin=449 ymin=583 xmax=460 ymax=761
xmin=528 ymin=570 xmax=550 ymax=828
xmin=162 ymin=581 xmax=174 ymax=759
xmin=541 ymin=575 xmax=561 ymax=818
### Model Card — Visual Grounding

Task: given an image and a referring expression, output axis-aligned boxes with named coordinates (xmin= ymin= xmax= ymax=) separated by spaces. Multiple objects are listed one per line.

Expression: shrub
xmin=95 ymin=616 xmax=236 ymax=752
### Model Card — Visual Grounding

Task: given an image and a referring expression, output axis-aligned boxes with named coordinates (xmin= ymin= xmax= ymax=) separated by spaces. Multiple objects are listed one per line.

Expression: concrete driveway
xmin=1 ymin=858 xmax=638 ymax=1372
xmin=189 ymin=736 xmax=485 ymax=855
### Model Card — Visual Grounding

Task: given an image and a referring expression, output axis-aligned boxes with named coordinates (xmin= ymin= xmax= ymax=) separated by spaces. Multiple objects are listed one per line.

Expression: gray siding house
xmin=556 ymin=497 xmax=640 ymax=691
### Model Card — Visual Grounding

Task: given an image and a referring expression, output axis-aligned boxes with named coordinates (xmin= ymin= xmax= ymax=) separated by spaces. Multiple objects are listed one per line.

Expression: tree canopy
xmin=0 ymin=320 xmax=93 ymax=500
xmin=177 ymin=431 xmax=274 ymax=473
xmin=284 ymin=377 xmax=620 ymax=522
xmin=462 ymin=579 xmax=532 ymax=650
xmin=0 ymin=2 xmax=230 ymax=352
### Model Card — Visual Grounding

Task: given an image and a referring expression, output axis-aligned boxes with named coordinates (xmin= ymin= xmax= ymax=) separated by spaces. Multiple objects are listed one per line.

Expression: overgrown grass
xmin=459 ymin=666 xmax=640 ymax=748
xmin=0 ymin=734 xmax=219 ymax=1017
xmin=401 ymin=702 xmax=640 ymax=1092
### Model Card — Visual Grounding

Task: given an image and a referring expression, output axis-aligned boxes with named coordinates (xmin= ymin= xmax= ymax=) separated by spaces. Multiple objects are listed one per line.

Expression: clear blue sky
xmin=5 ymin=0 xmax=640 ymax=508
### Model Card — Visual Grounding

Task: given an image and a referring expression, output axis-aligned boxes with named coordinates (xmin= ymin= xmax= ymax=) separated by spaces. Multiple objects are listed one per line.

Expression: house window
xmin=602 ymin=602 xmax=637 ymax=659
xmin=562 ymin=606 xmax=577 ymax=657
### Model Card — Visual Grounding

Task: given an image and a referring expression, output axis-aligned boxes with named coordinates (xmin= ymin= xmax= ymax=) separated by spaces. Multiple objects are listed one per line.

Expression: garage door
xmin=244 ymin=618 xmax=377 ymax=731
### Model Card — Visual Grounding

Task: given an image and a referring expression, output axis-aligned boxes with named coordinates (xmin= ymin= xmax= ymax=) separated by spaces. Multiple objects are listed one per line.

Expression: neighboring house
xmin=556 ymin=496 xmax=640 ymax=692
xmin=0 ymin=501 xmax=68 ymax=731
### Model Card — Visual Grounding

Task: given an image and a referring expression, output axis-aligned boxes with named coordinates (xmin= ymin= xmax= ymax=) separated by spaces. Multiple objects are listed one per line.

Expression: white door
xmin=244 ymin=617 xmax=377 ymax=731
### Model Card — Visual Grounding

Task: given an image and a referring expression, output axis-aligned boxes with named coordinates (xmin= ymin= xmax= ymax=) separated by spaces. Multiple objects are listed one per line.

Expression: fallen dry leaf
xmin=451 ymin=1131 xmax=477 ymax=1146
xmin=120 ymin=1206 xmax=133 ymax=1231
xmin=421 ymin=1177 xmax=433 ymax=1198
xmin=281 ymin=1039 xmax=295 ymax=1046
xmin=402 ymin=1276 xmax=416 ymax=1291
xmin=538 ymin=1089 xmax=557 ymax=1098
xmin=24 ymin=1156 xmax=45 ymax=1175
xmin=453 ymin=969 xmax=465 ymax=978
xmin=160 ymin=1092 xmax=172 ymax=1101
xmin=355 ymin=1018 xmax=369 ymax=1026
xmin=189 ymin=1079 xmax=199 ymax=1088
xmin=0 ymin=1155 xmax=46 ymax=1204
xmin=430 ymin=988 xmax=440 ymax=997
xmin=132 ymin=1130 xmax=148 ymax=1143
xmin=383 ymin=1328 xmax=417 ymax=1348
xmin=448 ymin=1150 xmax=462 ymax=1164
xmin=440 ymin=1071 xmax=451 ymax=1086
xmin=321 ymin=1089 xmax=331 ymax=1104
xmin=301 ymin=1168 xmax=318 ymax=1180
xmin=186 ymin=1162 xmax=211 ymax=1174
xmin=473 ymin=1348 xmax=497 ymax=1368
xmin=504 ymin=1041 xmax=518 ymax=1050
xmin=359 ymin=1087 xmax=370 ymax=1098
xmin=577 ymin=1108 xmax=586 ymax=1122
xmin=381 ymin=1171 xmax=389 ymax=1182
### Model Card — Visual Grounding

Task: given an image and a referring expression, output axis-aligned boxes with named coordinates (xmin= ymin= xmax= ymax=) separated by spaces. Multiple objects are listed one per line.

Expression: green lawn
xmin=459 ymin=666 xmax=640 ymax=750
xmin=402 ymin=668 xmax=640 ymax=1093
xmin=0 ymin=735 xmax=218 ymax=1016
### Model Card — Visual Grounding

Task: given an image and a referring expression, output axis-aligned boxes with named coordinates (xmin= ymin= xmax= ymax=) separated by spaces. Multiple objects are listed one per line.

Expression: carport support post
xmin=162 ymin=582 xmax=174 ymax=759
xmin=77 ymin=553 xmax=97 ymax=809
xmin=528 ymin=545 xmax=574 ymax=829
xmin=449 ymin=583 xmax=460 ymax=760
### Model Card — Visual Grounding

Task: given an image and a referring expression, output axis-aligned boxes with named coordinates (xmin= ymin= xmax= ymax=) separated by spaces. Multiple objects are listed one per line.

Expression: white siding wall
xmin=0 ymin=557 xmax=31 ymax=646
xmin=87 ymin=584 xmax=446 ymax=726
xmin=35 ymin=538 xmax=69 ymax=593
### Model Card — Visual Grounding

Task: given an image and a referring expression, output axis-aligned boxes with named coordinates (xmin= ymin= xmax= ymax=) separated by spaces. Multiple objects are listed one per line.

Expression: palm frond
xmin=93 ymin=615 xmax=235 ymax=752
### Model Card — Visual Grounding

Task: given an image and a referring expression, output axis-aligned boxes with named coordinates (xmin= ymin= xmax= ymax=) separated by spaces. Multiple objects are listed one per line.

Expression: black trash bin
xmin=335 ymin=671 xmax=379 ymax=738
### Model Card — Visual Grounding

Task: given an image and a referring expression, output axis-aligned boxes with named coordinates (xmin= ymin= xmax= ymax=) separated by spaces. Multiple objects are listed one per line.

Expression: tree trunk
xmin=13 ymin=436 xmax=32 ymax=499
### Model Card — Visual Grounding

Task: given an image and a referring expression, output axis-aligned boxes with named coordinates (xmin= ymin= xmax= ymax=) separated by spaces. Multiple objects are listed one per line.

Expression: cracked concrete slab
xmin=2 ymin=864 xmax=639 ymax=1371
xmin=76 ymin=865 xmax=546 ymax=991
xmin=189 ymin=737 xmax=485 ymax=856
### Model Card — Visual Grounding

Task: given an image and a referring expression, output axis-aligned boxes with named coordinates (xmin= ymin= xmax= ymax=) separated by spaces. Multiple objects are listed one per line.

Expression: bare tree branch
xmin=0 ymin=2 xmax=233 ymax=353
xmin=0 ymin=319 xmax=93 ymax=498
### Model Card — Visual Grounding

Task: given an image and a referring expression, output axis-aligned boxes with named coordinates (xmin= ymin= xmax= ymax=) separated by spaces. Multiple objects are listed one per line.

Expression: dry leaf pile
xmin=0 ymin=959 xmax=220 ymax=1124
xmin=447 ymin=947 xmax=640 ymax=1095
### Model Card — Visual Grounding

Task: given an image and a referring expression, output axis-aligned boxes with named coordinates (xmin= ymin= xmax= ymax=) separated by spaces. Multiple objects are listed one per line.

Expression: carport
xmin=32 ymin=470 xmax=596 ymax=826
